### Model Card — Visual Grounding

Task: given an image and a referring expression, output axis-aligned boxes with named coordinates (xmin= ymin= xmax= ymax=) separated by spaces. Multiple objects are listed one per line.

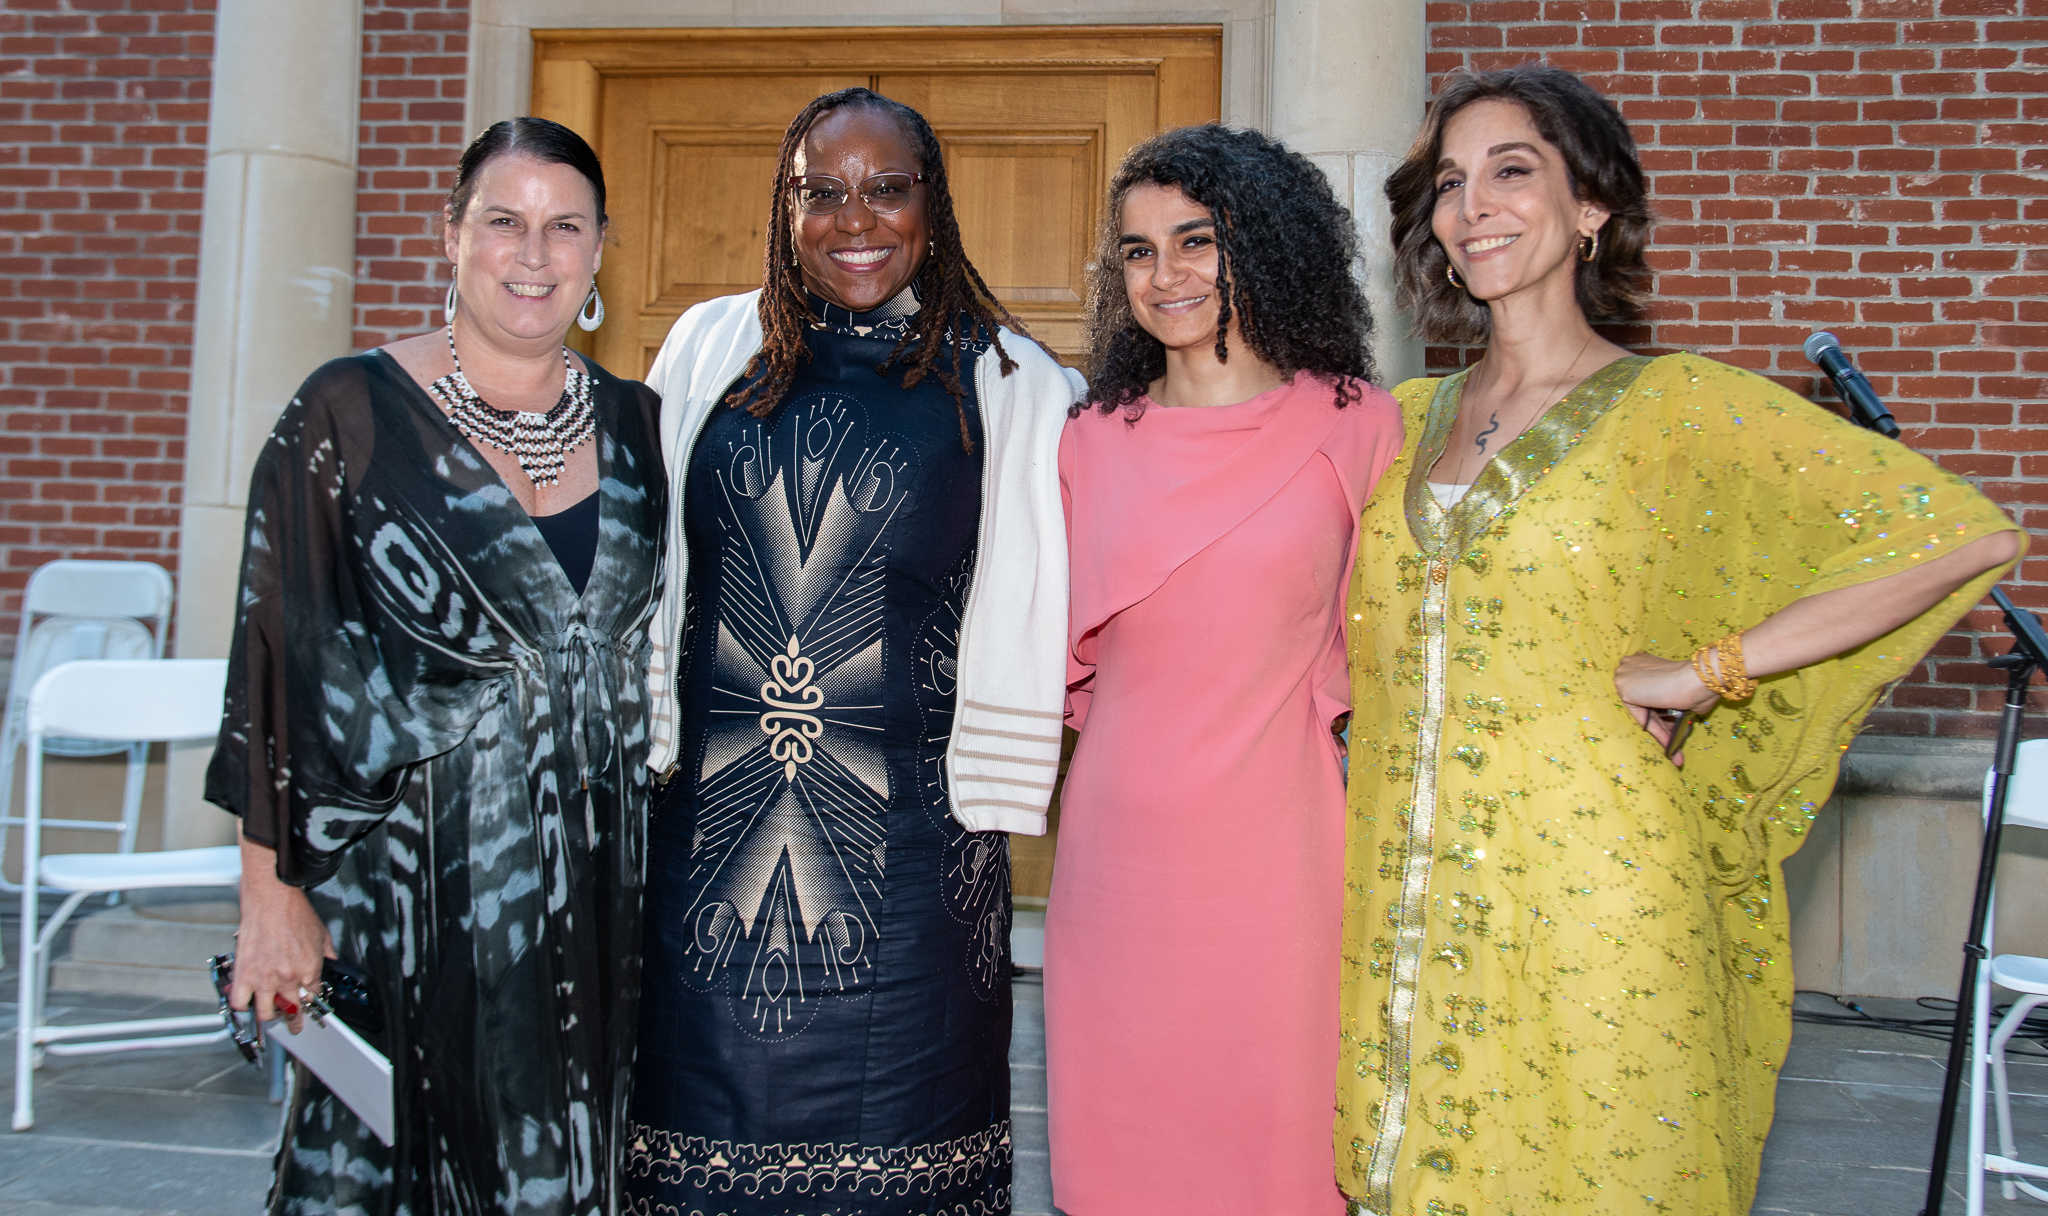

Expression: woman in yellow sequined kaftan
xmin=1336 ymin=67 xmax=2023 ymax=1216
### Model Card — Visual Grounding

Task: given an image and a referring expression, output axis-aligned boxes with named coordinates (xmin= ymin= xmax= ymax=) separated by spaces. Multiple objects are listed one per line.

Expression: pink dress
xmin=1046 ymin=377 xmax=1402 ymax=1215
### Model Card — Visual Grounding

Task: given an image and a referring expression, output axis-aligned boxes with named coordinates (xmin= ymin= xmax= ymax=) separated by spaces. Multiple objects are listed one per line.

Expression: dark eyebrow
xmin=1119 ymin=216 xmax=1215 ymax=246
xmin=481 ymin=204 xmax=589 ymax=223
xmin=1435 ymin=140 xmax=1544 ymax=174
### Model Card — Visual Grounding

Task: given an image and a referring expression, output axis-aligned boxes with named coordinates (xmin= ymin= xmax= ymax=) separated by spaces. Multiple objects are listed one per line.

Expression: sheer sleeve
xmin=205 ymin=359 xmax=419 ymax=886
xmin=1629 ymin=354 xmax=2022 ymax=911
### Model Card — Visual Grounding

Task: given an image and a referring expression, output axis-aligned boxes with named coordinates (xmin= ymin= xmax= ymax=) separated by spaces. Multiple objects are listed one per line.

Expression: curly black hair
xmin=1384 ymin=65 xmax=1653 ymax=345
xmin=729 ymin=88 xmax=1029 ymax=454
xmin=1080 ymin=124 xmax=1375 ymax=418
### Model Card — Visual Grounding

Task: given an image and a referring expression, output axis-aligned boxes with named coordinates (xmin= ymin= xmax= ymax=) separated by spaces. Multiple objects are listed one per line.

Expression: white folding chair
xmin=0 ymin=560 xmax=174 ymax=897
xmin=12 ymin=658 xmax=240 ymax=1132
xmin=1965 ymin=737 xmax=2048 ymax=1212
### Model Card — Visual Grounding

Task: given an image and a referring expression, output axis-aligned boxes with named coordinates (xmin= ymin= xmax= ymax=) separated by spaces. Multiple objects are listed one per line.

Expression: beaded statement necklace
xmin=426 ymin=322 xmax=595 ymax=486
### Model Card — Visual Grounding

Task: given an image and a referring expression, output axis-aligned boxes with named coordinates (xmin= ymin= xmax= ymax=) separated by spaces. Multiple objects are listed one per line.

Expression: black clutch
xmin=313 ymin=958 xmax=384 ymax=1038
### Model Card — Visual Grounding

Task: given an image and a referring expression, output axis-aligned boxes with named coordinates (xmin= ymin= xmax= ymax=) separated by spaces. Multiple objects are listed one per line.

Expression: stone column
xmin=1268 ymin=0 xmax=1428 ymax=386
xmin=165 ymin=1 xmax=362 ymax=849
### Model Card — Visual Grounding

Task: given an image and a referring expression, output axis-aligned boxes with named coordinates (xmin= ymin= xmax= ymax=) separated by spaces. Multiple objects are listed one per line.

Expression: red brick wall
xmin=0 ymin=0 xmax=213 ymax=640
xmin=353 ymin=0 xmax=469 ymax=350
xmin=1423 ymin=0 xmax=2048 ymax=736
xmin=0 ymin=0 xmax=470 ymax=658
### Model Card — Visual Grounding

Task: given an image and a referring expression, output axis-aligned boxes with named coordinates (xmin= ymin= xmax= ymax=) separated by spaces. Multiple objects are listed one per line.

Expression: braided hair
xmin=728 ymin=88 xmax=1028 ymax=453
xmin=1081 ymin=124 xmax=1376 ymax=418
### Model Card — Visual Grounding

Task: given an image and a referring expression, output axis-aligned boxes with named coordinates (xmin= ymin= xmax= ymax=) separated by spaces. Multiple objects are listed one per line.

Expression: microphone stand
xmin=1824 ymin=376 xmax=2048 ymax=1216
xmin=1917 ymin=585 xmax=2048 ymax=1216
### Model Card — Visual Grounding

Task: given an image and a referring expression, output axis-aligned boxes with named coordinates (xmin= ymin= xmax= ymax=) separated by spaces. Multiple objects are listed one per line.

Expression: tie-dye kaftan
xmin=207 ymin=350 xmax=665 ymax=1215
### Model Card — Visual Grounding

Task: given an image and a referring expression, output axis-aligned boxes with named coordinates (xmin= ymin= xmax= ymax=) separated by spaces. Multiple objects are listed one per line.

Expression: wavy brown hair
xmin=1080 ymin=124 xmax=1375 ymax=418
xmin=727 ymin=88 xmax=1027 ymax=453
xmin=1385 ymin=64 xmax=1654 ymax=345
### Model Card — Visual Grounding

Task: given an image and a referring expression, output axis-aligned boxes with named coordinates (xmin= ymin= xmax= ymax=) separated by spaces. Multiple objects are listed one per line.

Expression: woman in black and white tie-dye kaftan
xmin=205 ymin=347 xmax=664 ymax=1215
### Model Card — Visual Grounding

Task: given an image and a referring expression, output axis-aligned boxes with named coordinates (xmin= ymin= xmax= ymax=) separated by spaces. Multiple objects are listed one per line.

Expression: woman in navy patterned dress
xmin=626 ymin=90 xmax=1079 ymax=1216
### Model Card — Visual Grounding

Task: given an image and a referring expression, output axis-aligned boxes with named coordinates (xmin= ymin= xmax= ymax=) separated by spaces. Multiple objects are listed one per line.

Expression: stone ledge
xmin=1836 ymin=732 xmax=1994 ymax=802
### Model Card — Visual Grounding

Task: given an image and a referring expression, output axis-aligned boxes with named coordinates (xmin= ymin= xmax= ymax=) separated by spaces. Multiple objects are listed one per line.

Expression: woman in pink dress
xmin=1047 ymin=125 xmax=1403 ymax=1214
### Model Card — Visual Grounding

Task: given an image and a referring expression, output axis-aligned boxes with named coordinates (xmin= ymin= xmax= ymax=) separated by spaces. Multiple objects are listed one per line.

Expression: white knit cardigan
xmin=641 ymin=290 xmax=1080 ymax=835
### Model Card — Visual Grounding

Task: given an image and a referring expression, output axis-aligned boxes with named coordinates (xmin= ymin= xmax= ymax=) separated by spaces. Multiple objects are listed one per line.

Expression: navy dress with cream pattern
xmin=627 ymin=289 xmax=1013 ymax=1216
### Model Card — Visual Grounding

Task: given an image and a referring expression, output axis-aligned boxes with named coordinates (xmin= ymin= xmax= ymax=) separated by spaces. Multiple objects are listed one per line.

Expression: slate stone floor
xmin=0 ymin=943 xmax=2042 ymax=1215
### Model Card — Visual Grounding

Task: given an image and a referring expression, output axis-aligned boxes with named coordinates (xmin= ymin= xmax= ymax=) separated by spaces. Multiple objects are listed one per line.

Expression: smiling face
xmin=1431 ymin=98 xmax=1609 ymax=310
xmin=1118 ymin=182 xmax=1237 ymax=356
xmin=791 ymin=107 xmax=930 ymax=312
xmin=443 ymin=153 xmax=605 ymax=346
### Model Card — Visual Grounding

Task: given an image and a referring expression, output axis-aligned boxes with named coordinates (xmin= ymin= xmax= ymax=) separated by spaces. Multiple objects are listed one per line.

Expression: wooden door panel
xmin=940 ymin=131 xmax=1098 ymax=353
xmin=890 ymin=67 xmax=1165 ymax=355
xmin=647 ymin=129 xmax=783 ymax=307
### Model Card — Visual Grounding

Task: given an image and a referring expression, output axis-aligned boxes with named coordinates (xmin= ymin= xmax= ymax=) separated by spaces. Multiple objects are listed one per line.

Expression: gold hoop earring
xmin=1447 ymin=264 xmax=1463 ymax=289
xmin=1581 ymin=232 xmax=1599 ymax=262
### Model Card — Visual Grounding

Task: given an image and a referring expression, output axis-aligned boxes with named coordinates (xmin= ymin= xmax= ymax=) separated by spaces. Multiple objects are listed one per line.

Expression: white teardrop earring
xmin=577 ymin=283 xmax=604 ymax=332
xmin=444 ymin=272 xmax=458 ymax=326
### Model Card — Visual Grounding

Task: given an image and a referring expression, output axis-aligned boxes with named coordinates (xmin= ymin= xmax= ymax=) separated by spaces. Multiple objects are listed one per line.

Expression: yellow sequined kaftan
xmin=1336 ymin=353 xmax=2021 ymax=1216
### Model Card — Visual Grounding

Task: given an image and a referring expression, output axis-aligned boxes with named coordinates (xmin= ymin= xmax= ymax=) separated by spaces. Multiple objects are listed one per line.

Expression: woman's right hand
xmin=1614 ymin=651 xmax=1720 ymax=768
xmin=232 ymin=829 xmax=336 ymax=1034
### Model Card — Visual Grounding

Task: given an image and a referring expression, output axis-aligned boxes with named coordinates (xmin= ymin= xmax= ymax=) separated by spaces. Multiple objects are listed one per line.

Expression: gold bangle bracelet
xmin=1691 ymin=632 xmax=1758 ymax=701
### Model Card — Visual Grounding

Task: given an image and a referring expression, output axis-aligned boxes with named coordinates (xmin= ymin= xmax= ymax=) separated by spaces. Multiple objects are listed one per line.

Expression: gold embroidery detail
xmin=1361 ymin=483 xmax=1453 ymax=1210
xmin=1403 ymin=356 xmax=1654 ymax=557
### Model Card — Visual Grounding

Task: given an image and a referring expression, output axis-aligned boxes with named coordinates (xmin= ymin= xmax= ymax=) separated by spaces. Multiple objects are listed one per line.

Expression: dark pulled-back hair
xmin=1081 ymin=124 xmax=1375 ymax=418
xmin=1385 ymin=64 xmax=1652 ymax=345
xmin=730 ymin=88 xmax=1027 ymax=453
xmin=447 ymin=117 xmax=608 ymax=226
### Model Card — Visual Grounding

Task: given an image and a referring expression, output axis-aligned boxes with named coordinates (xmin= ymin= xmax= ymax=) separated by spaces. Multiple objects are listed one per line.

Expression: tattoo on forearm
xmin=1475 ymin=411 xmax=1501 ymax=454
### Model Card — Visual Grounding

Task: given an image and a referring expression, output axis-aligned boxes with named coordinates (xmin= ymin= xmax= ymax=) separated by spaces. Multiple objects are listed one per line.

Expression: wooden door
xmin=530 ymin=26 xmax=1222 ymax=903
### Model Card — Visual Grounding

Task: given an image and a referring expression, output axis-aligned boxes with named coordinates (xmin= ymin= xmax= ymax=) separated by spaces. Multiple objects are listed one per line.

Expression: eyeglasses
xmin=207 ymin=954 xmax=265 ymax=1066
xmin=790 ymin=173 xmax=924 ymax=217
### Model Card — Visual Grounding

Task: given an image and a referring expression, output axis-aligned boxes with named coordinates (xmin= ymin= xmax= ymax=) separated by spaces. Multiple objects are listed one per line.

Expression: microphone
xmin=1803 ymin=331 xmax=1901 ymax=439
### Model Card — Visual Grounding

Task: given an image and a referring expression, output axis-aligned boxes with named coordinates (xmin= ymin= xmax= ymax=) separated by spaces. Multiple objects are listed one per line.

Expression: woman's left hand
xmin=1614 ymin=651 xmax=1719 ymax=765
